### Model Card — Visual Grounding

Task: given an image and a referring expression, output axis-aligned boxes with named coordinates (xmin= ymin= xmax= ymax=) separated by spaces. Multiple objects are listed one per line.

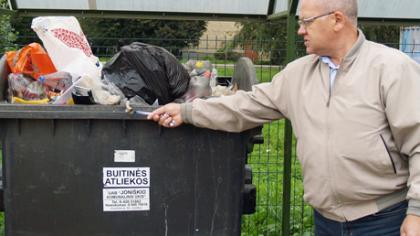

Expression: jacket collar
xmin=339 ymin=29 xmax=366 ymax=72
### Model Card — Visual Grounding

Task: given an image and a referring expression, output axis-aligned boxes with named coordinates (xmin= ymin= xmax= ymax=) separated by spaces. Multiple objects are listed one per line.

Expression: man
xmin=148 ymin=0 xmax=420 ymax=235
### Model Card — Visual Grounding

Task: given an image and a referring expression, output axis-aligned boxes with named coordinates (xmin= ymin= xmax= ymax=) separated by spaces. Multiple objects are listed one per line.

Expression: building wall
xmin=196 ymin=21 xmax=242 ymax=53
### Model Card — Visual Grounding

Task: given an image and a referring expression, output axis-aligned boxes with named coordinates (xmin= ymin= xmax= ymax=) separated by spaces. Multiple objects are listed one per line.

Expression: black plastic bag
xmin=102 ymin=42 xmax=190 ymax=105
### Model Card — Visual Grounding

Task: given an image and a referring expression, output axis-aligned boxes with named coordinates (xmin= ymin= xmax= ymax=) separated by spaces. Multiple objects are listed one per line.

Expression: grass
xmin=241 ymin=121 xmax=313 ymax=236
xmin=99 ymin=57 xmax=282 ymax=84
xmin=216 ymin=66 xmax=313 ymax=235
xmin=215 ymin=65 xmax=282 ymax=84
xmin=0 ymin=214 xmax=3 ymax=236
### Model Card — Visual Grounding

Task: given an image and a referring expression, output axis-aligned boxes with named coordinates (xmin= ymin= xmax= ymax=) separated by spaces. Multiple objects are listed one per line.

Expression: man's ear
xmin=332 ymin=11 xmax=346 ymax=31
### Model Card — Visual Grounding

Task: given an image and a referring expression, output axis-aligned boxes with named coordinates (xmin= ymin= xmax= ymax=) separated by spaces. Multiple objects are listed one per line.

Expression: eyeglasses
xmin=298 ymin=11 xmax=335 ymax=28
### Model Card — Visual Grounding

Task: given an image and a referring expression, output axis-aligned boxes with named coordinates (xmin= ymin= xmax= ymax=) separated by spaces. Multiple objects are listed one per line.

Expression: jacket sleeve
xmin=180 ymin=69 xmax=290 ymax=132
xmin=383 ymin=57 xmax=420 ymax=216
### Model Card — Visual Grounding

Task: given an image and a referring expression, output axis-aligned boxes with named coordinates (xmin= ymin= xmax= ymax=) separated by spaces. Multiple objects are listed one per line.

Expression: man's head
xmin=298 ymin=0 xmax=358 ymax=57
xmin=315 ymin=0 xmax=358 ymax=26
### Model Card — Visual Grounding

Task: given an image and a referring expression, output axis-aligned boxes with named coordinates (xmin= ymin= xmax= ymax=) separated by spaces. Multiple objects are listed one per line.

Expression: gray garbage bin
xmin=0 ymin=104 xmax=258 ymax=236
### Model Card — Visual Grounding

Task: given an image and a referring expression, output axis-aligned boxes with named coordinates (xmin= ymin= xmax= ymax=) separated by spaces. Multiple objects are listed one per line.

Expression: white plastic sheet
xmin=31 ymin=16 xmax=102 ymax=78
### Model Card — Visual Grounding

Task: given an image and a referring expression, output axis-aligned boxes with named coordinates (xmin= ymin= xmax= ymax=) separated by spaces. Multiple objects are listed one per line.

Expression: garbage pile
xmin=0 ymin=16 xmax=240 ymax=106
xmin=102 ymin=42 xmax=190 ymax=106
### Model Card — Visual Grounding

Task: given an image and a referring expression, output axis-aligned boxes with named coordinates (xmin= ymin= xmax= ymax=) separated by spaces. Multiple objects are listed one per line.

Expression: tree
xmin=0 ymin=0 xmax=17 ymax=52
xmin=78 ymin=18 xmax=206 ymax=58
xmin=232 ymin=20 xmax=288 ymax=64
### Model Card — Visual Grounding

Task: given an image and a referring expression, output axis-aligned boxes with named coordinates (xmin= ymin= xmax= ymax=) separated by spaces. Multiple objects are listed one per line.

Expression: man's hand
xmin=147 ymin=103 xmax=183 ymax=128
xmin=401 ymin=215 xmax=420 ymax=236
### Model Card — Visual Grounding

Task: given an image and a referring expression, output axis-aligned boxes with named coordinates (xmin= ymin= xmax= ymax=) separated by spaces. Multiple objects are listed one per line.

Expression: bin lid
xmin=0 ymin=104 xmax=154 ymax=120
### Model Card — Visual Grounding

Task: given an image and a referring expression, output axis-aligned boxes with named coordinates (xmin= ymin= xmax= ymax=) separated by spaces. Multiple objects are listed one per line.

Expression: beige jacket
xmin=180 ymin=31 xmax=420 ymax=221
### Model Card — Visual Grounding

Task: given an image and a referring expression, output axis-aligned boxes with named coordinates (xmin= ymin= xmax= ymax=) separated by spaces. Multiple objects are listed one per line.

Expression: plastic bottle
xmin=38 ymin=71 xmax=73 ymax=92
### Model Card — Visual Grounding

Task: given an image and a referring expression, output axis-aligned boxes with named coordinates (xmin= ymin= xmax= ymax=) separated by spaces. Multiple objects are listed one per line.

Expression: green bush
xmin=214 ymin=48 xmax=242 ymax=61
xmin=214 ymin=40 xmax=242 ymax=61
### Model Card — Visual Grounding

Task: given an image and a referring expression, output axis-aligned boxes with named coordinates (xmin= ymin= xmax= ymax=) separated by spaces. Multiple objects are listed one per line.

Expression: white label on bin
xmin=103 ymin=188 xmax=150 ymax=211
xmin=114 ymin=150 xmax=135 ymax=162
xmin=103 ymin=167 xmax=150 ymax=188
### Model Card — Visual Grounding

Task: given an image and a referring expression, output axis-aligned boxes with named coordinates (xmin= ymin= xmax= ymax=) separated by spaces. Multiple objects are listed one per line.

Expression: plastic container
xmin=0 ymin=105 xmax=259 ymax=236
xmin=7 ymin=73 xmax=48 ymax=102
xmin=38 ymin=71 xmax=73 ymax=92
xmin=0 ymin=57 xmax=260 ymax=236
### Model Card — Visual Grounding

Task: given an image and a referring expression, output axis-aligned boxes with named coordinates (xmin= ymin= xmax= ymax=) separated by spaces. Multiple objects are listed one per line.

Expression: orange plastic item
xmin=6 ymin=42 xmax=57 ymax=79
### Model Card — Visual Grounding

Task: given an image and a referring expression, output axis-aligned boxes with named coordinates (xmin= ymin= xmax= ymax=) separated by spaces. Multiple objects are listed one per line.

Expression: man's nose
xmin=297 ymin=24 xmax=306 ymax=35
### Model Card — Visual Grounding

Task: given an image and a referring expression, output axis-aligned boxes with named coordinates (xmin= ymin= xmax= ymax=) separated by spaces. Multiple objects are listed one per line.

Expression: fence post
xmin=282 ymin=2 xmax=297 ymax=235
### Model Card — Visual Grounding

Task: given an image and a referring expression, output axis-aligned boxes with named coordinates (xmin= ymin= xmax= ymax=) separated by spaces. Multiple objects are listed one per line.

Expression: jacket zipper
xmin=326 ymin=69 xmax=338 ymax=107
xmin=379 ymin=134 xmax=397 ymax=174
xmin=325 ymin=72 xmax=342 ymax=215
xmin=327 ymin=83 xmax=332 ymax=107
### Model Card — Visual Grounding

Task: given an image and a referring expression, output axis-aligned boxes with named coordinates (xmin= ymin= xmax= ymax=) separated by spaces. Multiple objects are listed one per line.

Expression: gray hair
xmin=318 ymin=0 xmax=358 ymax=26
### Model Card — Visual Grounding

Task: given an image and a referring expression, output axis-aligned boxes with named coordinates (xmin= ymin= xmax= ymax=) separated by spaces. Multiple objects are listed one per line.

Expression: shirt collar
xmin=320 ymin=56 xmax=340 ymax=69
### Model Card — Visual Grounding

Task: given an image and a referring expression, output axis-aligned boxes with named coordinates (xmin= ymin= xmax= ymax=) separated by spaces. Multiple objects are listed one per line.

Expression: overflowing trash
xmin=8 ymin=73 xmax=48 ymax=103
xmin=177 ymin=60 xmax=214 ymax=102
xmin=5 ymin=42 xmax=57 ymax=79
xmin=31 ymin=16 xmax=121 ymax=105
xmin=1 ymin=16 xmax=247 ymax=107
xmin=31 ymin=16 xmax=102 ymax=78
xmin=102 ymin=42 xmax=190 ymax=105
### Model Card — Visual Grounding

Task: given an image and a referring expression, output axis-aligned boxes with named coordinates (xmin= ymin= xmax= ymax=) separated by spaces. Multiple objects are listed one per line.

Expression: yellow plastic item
xmin=195 ymin=61 xmax=204 ymax=69
xmin=12 ymin=97 xmax=50 ymax=104
xmin=67 ymin=98 xmax=75 ymax=105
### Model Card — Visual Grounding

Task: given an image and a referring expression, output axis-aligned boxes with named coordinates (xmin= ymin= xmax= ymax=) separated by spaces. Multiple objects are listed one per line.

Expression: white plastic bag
xmin=76 ymin=75 xmax=121 ymax=105
xmin=31 ymin=16 xmax=102 ymax=78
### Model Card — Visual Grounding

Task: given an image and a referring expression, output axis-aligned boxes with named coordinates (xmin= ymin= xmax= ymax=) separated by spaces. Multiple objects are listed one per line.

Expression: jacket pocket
xmin=379 ymin=134 xmax=397 ymax=174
